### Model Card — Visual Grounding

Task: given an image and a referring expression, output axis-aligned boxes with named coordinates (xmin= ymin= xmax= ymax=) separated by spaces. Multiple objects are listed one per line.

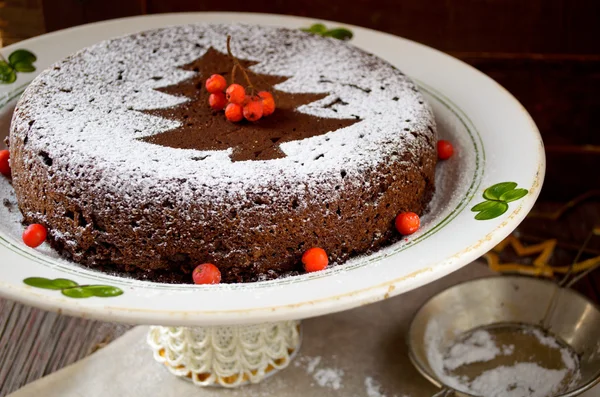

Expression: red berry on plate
xmin=302 ymin=247 xmax=329 ymax=272
xmin=22 ymin=224 xmax=47 ymax=248
xmin=258 ymin=91 xmax=275 ymax=116
xmin=226 ymin=84 xmax=246 ymax=104
xmin=225 ymin=103 xmax=244 ymax=122
xmin=395 ymin=212 xmax=420 ymax=236
xmin=205 ymin=74 xmax=227 ymax=94
xmin=243 ymin=98 xmax=264 ymax=122
xmin=192 ymin=263 xmax=221 ymax=285
xmin=0 ymin=150 xmax=10 ymax=177
xmin=209 ymin=92 xmax=227 ymax=111
xmin=437 ymin=140 xmax=454 ymax=160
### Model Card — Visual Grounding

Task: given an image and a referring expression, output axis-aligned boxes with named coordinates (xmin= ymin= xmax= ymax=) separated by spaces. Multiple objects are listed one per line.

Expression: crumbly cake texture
xmin=9 ymin=23 xmax=437 ymax=283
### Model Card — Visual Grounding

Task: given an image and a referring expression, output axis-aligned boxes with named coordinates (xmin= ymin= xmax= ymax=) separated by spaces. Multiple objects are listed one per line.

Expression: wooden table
xmin=0 ymin=299 xmax=131 ymax=396
xmin=1 ymin=2 xmax=598 ymax=396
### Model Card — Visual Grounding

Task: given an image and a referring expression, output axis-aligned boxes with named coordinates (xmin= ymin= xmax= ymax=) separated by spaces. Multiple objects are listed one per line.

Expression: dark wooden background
xmin=0 ymin=1 xmax=599 ymax=395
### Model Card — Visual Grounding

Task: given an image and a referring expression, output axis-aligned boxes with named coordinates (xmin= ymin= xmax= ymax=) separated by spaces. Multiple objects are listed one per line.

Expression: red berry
xmin=302 ymin=247 xmax=329 ymax=272
xmin=437 ymin=140 xmax=454 ymax=160
xmin=243 ymin=98 xmax=264 ymax=122
xmin=209 ymin=92 xmax=227 ymax=111
xmin=226 ymin=84 xmax=246 ymax=104
xmin=22 ymin=224 xmax=47 ymax=248
xmin=205 ymin=74 xmax=227 ymax=94
xmin=395 ymin=212 xmax=420 ymax=235
xmin=192 ymin=263 xmax=221 ymax=285
xmin=225 ymin=103 xmax=244 ymax=122
xmin=258 ymin=91 xmax=275 ymax=116
xmin=0 ymin=150 xmax=10 ymax=177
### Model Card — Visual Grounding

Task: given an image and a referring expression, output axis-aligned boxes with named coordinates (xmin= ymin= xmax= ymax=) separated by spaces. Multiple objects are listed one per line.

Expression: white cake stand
xmin=0 ymin=12 xmax=544 ymax=388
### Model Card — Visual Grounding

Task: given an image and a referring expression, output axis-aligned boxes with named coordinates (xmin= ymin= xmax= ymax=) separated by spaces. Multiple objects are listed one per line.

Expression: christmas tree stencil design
xmin=140 ymin=48 xmax=359 ymax=161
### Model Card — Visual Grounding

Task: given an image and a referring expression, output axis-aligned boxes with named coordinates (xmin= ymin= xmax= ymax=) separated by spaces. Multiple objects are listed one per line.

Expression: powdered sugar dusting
xmin=11 ymin=23 xmax=435 ymax=208
xmin=468 ymin=363 xmax=571 ymax=397
xmin=314 ymin=367 xmax=344 ymax=390
xmin=294 ymin=355 xmax=345 ymax=390
xmin=425 ymin=322 xmax=582 ymax=397
xmin=442 ymin=329 xmax=514 ymax=370
xmin=525 ymin=326 xmax=560 ymax=349
xmin=365 ymin=376 xmax=411 ymax=397
xmin=306 ymin=356 xmax=322 ymax=374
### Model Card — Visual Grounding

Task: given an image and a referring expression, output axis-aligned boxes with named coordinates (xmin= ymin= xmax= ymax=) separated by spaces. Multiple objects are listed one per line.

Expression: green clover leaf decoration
xmin=301 ymin=24 xmax=353 ymax=41
xmin=471 ymin=182 xmax=528 ymax=220
xmin=0 ymin=49 xmax=37 ymax=84
xmin=23 ymin=277 xmax=123 ymax=298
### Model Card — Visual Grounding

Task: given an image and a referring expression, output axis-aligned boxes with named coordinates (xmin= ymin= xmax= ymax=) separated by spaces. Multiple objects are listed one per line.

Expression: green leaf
xmin=301 ymin=24 xmax=324 ymax=34
xmin=0 ymin=61 xmax=16 ymax=84
xmin=62 ymin=287 xmax=95 ymax=298
xmin=323 ymin=28 xmax=354 ymax=41
xmin=83 ymin=285 xmax=124 ymax=297
xmin=471 ymin=200 xmax=499 ymax=212
xmin=499 ymin=188 xmax=528 ymax=202
xmin=0 ymin=61 xmax=13 ymax=74
xmin=483 ymin=182 xmax=518 ymax=201
xmin=24 ymin=277 xmax=78 ymax=290
xmin=13 ymin=61 xmax=35 ymax=73
xmin=306 ymin=23 xmax=328 ymax=34
xmin=24 ymin=277 xmax=62 ymax=290
xmin=474 ymin=202 xmax=509 ymax=220
xmin=53 ymin=278 xmax=79 ymax=288
xmin=8 ymin=49 xmax=36 ymax=66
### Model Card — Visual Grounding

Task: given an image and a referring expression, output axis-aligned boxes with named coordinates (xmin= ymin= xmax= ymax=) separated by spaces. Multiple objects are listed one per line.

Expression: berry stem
xmin=226 ymin=35 xmax=255 ymax=93
xmin=231 ymin=64 xmax=238 ymax=85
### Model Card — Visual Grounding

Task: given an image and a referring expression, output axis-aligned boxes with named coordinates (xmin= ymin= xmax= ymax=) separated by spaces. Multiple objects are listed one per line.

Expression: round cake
xmin=9 ymin=23 xmax=437 ymax=283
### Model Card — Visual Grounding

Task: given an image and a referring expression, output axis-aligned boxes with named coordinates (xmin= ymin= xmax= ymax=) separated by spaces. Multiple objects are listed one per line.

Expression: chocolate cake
xmin=8 ymin=23 xmax=437 ymax=283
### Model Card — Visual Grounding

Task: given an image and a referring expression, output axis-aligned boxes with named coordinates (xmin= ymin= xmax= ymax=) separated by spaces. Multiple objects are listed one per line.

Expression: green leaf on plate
xmin=0 ymin=61 xmax=13 ymax=74
xmin=471 ymin=200 xmax=499 ymax=212
xmin=474 ymin=202 xmax=509 ymax=220
xmin=83 ymin=285 xmax=124 ymax=297
xmin=62 ymin=287 xmax=95 ymax=298
xmin=12 ymin=61 xmax=35 ymax=73
xmin=24 ymin=277 xmax=65 ymax=290
xmin=8 ymin=49 xmax=37 ymax=66
xmin=499 ymin=188 xmax=528 ymax=202
xmin=0 ymin=61 xmax=16 ymax=84
xmin=23 ymin=277 xmax=123 ymax=298
xmin=483 ymin=182 xmax=518 ymax=201
xmin=53 ymin=278 xmax=79 ymax=288
xmin=323 ymin=28 xmax=353 ymax=41
xmin=302 ymin=23 xmax=328 ymax=34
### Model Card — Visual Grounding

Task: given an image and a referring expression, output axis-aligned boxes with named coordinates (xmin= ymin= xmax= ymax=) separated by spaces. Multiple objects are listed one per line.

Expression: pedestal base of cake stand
xmin=146 ymin=320 xmax=302 ymax=388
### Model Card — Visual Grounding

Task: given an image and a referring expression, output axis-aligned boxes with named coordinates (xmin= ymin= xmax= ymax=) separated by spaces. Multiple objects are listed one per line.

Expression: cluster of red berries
xmin=205 ymin=74 xmax=276 ymax=122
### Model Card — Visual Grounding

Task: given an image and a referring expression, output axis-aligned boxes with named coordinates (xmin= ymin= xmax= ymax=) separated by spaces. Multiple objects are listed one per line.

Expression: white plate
xmin=0 ymin=12 xmax=544 ymax=326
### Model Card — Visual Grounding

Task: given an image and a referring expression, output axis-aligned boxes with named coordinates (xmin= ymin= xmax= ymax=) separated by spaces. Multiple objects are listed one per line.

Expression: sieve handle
xmin=432 ymin=388 xmax=455 ymax=397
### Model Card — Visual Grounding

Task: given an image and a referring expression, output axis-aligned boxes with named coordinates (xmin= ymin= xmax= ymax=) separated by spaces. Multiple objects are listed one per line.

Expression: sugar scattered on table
xmin=306 ymin=356 xmax=322 ymax=374
xmin=365 ymin=376 xmax=411 ymax=397
xmin=313 ymin=368 xmax=344 ymax=390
